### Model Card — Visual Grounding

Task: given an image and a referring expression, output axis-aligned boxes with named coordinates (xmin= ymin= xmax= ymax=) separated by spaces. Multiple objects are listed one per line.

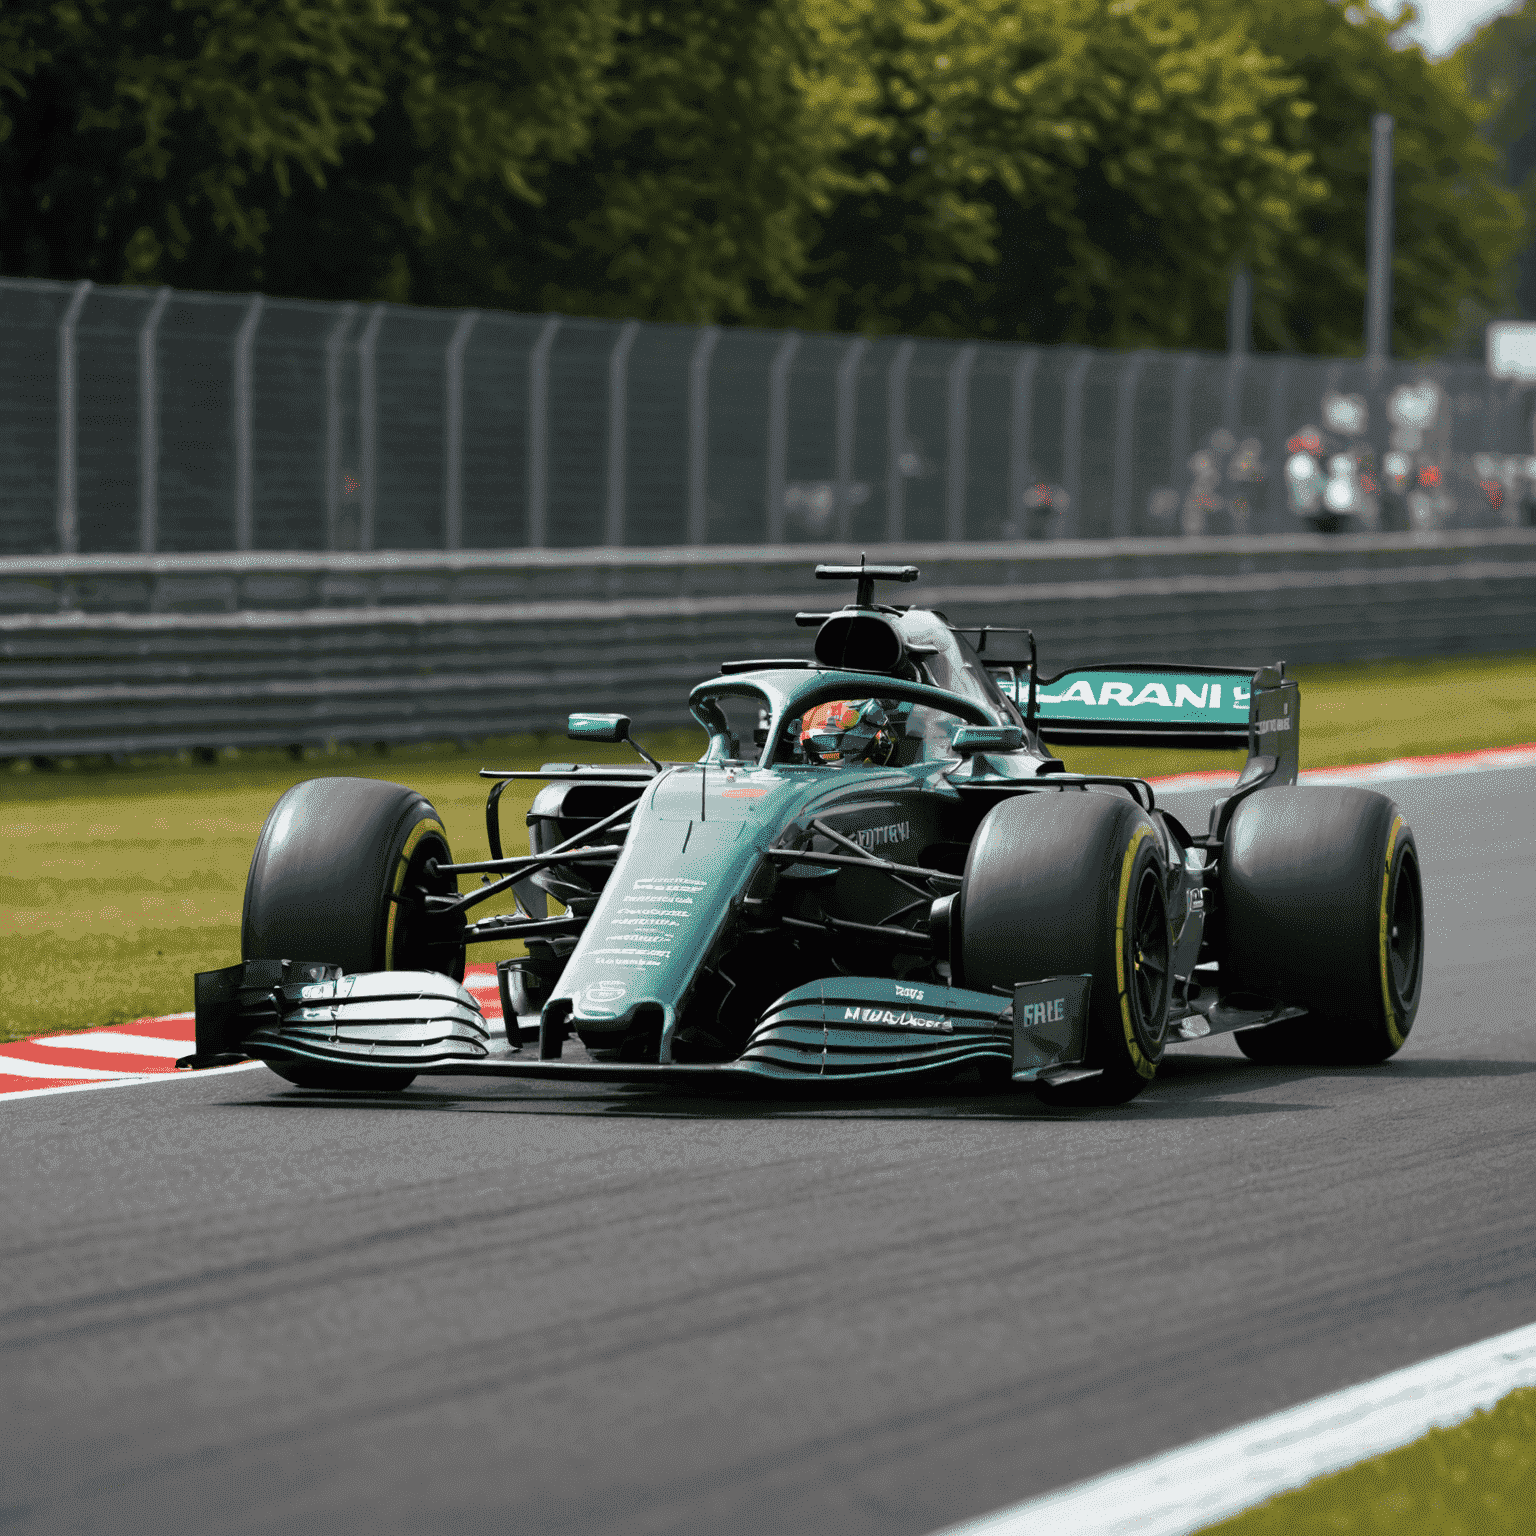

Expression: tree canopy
xmin=792 ymin=0 xmax=1322 ymax=347
xmin=1246 ymin=0 xmax=1521 ymax=356
xmin=0 ymin=0 xmax=1523 ymax=356
xmin=1461 ymin=0 xmax=1536 ymax=323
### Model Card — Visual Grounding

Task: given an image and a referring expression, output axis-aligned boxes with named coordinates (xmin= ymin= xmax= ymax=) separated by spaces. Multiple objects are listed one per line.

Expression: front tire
xmin=1224 ymin=787 xmax=1424 ymax=1065
xmin=242 ymin=777 xmax=463 ymax=1090
xmin=957 ymin=792 xmax=1172 ymax=1106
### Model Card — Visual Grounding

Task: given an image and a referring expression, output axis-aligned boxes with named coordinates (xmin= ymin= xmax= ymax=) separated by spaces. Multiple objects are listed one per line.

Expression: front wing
xmin=185 ymin=964 xmax=1305 ymax=1092
xmin=185 ymin=964 xmax=1102 ymax=1090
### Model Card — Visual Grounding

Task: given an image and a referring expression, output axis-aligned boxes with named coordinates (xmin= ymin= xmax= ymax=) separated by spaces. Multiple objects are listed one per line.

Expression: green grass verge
xmin=3 ymin=650 xmax=1532 ymax=1043
xmin=0 ymin=729 xmax=702 ymax=1043
xmin=1203 ymin=1386 xmax=1536 ymax=1534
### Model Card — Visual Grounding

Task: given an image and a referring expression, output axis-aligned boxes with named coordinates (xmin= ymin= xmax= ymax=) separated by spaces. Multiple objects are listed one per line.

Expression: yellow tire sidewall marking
xmin=385 ymin=816 xmax=444 ymax=970
xmin=1379 ymin=814 xmax=1405 ymax=1048
xmin=1116 ymin=822 xmax=1156 ymax=1078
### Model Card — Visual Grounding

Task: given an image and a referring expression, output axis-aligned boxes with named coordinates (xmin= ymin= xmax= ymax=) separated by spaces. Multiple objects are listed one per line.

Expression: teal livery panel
xmin=1034 ymin=669 xmax=1252 ymax=728
xmin=999 ymin=662 xmax=1297 ymax=752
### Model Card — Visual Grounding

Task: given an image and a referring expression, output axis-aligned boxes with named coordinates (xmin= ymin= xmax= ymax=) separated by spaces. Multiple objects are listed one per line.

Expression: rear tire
xmin=1224 ymin=787 xmax=1423 ymax=1065
xmin=957 ymin=792 xmax=1172 ymax=1106
xmin=243 ymin=777 xmax=463 ymax=1090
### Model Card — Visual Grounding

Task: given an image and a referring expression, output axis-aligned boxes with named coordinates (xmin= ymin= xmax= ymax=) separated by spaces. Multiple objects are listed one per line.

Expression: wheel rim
xmin=1388 ymin=847 xmax=1423 ymax=1006
xmin=390 ymin=830 xmax=462 ymax=974
xmin=1128 ymin=867 xmax=1171 ymax=1049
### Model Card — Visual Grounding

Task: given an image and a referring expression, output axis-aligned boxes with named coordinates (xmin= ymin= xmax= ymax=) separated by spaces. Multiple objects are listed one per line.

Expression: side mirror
xmin=567 ymin=712 xmax=662 ymax=772
xmin=568 ymin=713 xmax=630 ymax=744
xmin=952 ymin=725 xmax=1024 ymax=757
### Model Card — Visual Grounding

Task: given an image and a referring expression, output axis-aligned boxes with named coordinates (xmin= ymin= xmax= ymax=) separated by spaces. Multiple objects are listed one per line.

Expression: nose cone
xmin=547 ymin=771 xmax=780 ymax=1050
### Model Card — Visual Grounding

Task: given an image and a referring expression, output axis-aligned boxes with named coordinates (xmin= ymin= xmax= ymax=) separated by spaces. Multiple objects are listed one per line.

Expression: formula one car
xmin=185 ymin=562 xmax=1425 ymax=1106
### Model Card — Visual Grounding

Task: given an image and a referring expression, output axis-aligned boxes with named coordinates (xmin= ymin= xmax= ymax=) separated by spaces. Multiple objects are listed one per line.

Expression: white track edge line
xmin=0 ymin=1061 xmax=264 ymax=1103
xmin=933 ymin=1319 xmax=1536 ymax=1536
xmin=34 ymin=1031 xmax=197 ymax=1056
xmin=0 ymin=1056 xmax=147 ymax=1080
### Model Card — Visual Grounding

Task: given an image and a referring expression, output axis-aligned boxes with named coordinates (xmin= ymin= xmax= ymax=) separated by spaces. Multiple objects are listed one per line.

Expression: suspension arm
xmin=463 ymin=914 xmax=589 ymax=944
xmin=428 ymin=800 xmax=635 ymax=917
xmin=765 ymin=846 xmax=961 ymax=888
xmin=743 ymin=898 xmax=933 ymax=952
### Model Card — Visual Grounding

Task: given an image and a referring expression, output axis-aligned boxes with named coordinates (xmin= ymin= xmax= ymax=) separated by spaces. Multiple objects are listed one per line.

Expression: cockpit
xmin=773 ymin=696 xmax=971 ymax=768
xmin=693 ymin=609 xmax=1028 ymax=770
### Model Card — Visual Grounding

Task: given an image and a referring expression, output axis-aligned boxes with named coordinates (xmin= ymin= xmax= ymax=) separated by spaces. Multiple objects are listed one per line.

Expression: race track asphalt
xmin=2 ymin=768 xmax=1533 ymax=1536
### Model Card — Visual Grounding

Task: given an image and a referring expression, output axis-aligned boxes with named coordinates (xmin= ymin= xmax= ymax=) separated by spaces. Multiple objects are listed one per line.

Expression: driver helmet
xmin=800 ymin=699 xmax=898 ymax=765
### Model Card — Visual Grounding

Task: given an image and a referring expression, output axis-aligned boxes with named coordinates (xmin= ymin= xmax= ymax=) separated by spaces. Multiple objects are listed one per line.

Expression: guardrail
xmin=3 ymin=531 xmax=1533 ymax=759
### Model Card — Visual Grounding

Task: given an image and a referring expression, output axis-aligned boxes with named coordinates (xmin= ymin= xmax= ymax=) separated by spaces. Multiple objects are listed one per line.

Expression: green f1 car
xmin=187 ymin=562 xmax=1425 ymax=1106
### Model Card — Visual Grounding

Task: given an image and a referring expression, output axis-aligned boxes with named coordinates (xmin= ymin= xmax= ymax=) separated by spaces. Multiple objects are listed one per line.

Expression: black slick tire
xmin=1223 ymin=786 xmax=1423 ymax=1065
xmin=957 ymin=791 xmax=1172 ymax=1106
xmin=242 ymin=777 xmax=462 ymax=1091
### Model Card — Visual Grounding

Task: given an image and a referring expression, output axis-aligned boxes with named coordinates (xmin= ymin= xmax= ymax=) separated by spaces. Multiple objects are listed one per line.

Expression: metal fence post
xmin=1264 ymin=359 xmax=1293 ymax=530
xmin=443 ymin=310 xmax=479 ymax=551
xmin=1482 ymin=374 xmax=1501 ymax=452
xmin=356 ymin=303 xmax=386 ymax=551
xmin=1366 ymin=113 xmax=1394 ymax=363
xmin=1496 ymin=378 xmax=1521 ymax=453
xmin=1169 ymin=353 xmax=1198 ymax=504
xmin=1227 ymin=267 xmax=1252 ymax=355
xmin=1222 ymin=349 xmax=1247 ymax=436
xmin=765 ymin=332 xmax=800 ymax=543
xmin=945 ymin=345 xmax=978 ymax=542
xmin=324 ymin=302 xmax=357 ymax=551
xmin=605 ymin=320 xmax=640 ymax=546
xmin=1109 ymin=351 xmax=1147 ymax=538
xmin=1008 ymin=348 xmax=1041 ymax=534
xmin=687 ymin=325 xmax=720 ymax=545
xmin=526 ymin=316 xmax=561 ymax=548
xmin=885 ymin=340 xmax=914 ymax=542
xmin=833 ymin=336 xmax=868 ymax=539
xmin=137 ymin=287 xmax=171 ymax=554
xmin=1488 ymin=377 xmax=1508 ymax=451
xmin=56 ymin=279 xmax=92 ymax=554
xmin=233 ymin=293 xmax=264 ymax=551
xmin=1060 ymin=349 xmax=1092 ymax=538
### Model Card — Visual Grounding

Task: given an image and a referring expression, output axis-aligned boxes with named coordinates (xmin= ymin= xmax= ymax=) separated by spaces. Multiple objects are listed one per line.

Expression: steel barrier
xmin=2 ymin=532 xmax=1532 ymax=759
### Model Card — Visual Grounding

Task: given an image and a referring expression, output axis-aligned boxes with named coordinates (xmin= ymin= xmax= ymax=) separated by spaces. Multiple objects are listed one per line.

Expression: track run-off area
xmin=1 ymin=743 xmax=1532 ymax=1534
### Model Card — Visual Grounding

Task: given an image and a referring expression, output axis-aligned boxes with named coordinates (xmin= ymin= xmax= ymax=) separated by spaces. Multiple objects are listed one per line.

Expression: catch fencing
xmin=2 ymin=275 xmax=1534 ymax=559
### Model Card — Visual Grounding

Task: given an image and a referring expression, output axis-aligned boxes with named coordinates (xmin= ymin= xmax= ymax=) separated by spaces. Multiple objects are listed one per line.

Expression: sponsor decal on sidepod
xmin=854 ymin=822 xmax=912 ymax=850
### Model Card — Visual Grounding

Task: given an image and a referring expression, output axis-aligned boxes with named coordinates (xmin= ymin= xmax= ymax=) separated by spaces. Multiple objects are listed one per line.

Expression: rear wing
xmin=991 ymin=661 xmax=1298 ymax=779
